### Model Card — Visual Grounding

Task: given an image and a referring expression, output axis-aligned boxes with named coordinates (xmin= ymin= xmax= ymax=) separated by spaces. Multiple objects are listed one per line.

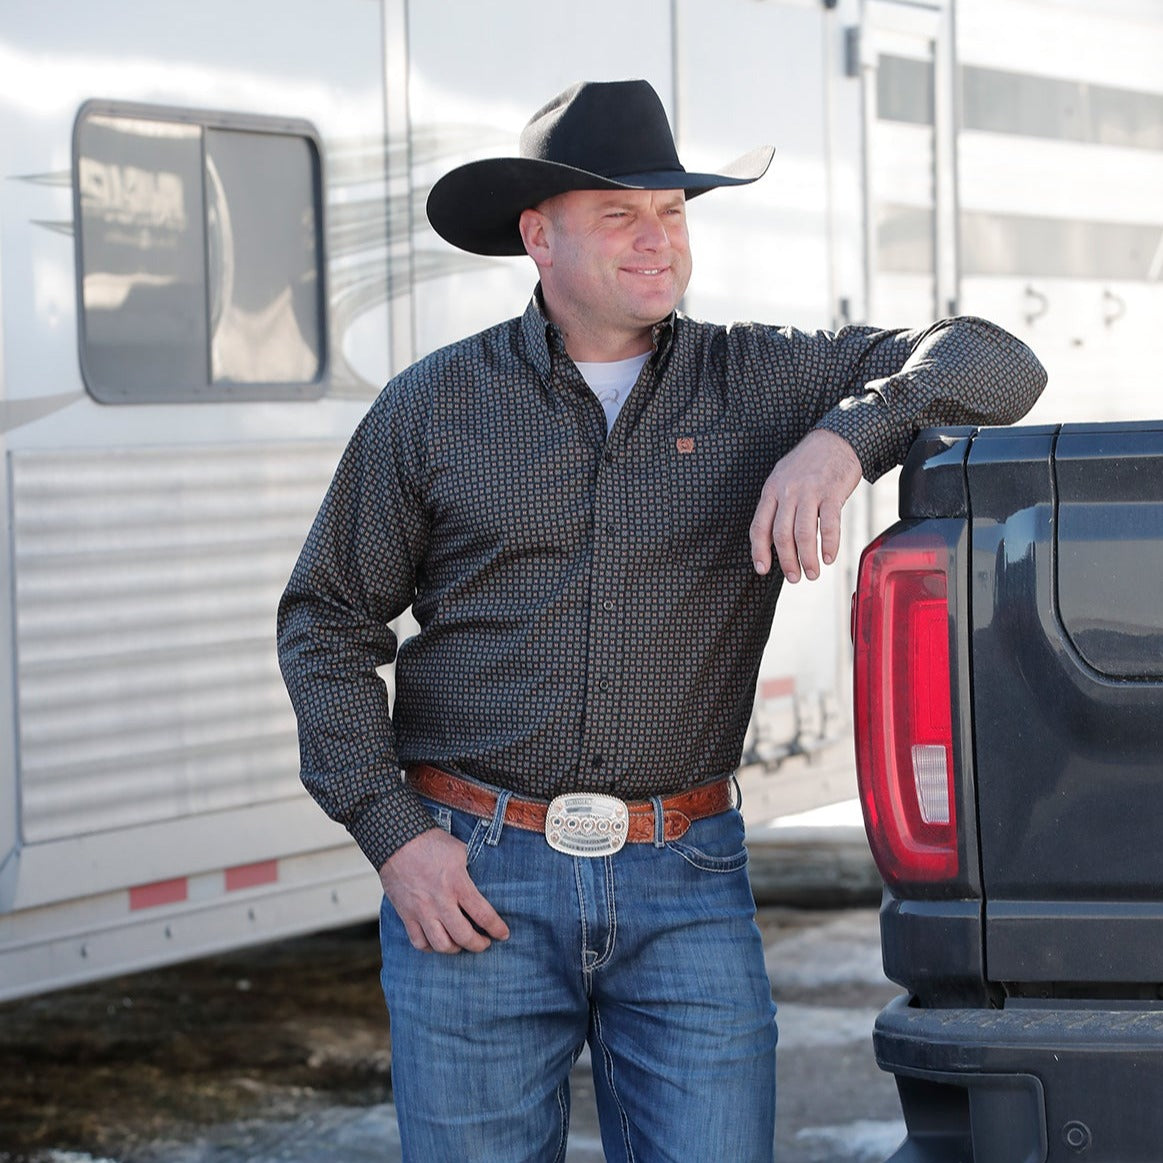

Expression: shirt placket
xmin=578 ymin=432 xmax=629 ymax=793
xmin=543 ymin=337 xmax=625 ymax=793
xmin=574 ymin=351 xmax=666 ymax=795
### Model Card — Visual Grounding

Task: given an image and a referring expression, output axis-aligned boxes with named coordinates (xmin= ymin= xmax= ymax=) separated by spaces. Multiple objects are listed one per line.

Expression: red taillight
xmin=853 ymin=531 xmax=959 ymax=886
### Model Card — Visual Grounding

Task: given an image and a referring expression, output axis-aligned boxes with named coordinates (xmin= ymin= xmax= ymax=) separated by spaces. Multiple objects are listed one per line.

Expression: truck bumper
xmin=874 ymin=994 xmax=1163 ymax=1162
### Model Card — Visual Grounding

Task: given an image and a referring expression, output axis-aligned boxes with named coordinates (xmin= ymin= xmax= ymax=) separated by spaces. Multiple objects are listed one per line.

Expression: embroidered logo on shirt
xmin=675 ymin=437 xmax=695 ymax=454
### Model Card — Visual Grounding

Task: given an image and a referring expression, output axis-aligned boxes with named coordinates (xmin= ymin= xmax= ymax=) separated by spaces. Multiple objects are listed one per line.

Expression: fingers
xmin=818 ymin=497 xmax=843 ymax=567
xmin=418 ymin=895 xmax=495 ymax=955
xmin=400 ymin=884 xmax=500 ymax=955
xmin=749 ymin=489 xmax=777 ymax=576
xmin=402 ymin=917 xmax=434 ymax=953
xmin=750 ymin=477 xmax=827 ymax=583
xmin=380 ymin=828 xmax=509 ymax=955
xmin=790 ymin=497 xmax=824 ymax=582
xmin=422 ymin=881 xmax=510 ymax=955
xmin=750 ymin=430 xmax=862 ymax=582
xmin=461 ymin=884 xmax=511 ymax=944
xmin=763 ymin=492 xmax=826 ymax=583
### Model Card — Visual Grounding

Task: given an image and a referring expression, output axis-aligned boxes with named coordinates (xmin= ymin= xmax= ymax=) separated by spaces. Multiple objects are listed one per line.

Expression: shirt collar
xmin=520 ymin=286 xmax=677 ymax=383
xmin=519 ymin=289 xmax=557 ymax=385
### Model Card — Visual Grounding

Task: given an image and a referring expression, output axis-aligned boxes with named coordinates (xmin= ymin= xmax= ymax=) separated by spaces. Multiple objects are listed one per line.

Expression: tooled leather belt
xmin=406 ymin=763 xmax=733 ymax=854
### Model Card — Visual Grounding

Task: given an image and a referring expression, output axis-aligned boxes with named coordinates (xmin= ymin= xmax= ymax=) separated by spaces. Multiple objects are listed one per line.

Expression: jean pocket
xmin=419 ymin=798 xmax=489 ymax=864
xmin=419 ymin=797 xmax=453 ymax=834
xmin=462 ymin=818 xmax=490 ymax=867
xmin=665 ymin=810 xmax=750 ymax=873
xmin=448 ymin=805 xmax=490 ymax=866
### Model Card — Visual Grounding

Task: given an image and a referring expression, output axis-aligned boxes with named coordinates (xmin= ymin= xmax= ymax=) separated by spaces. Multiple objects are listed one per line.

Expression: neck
xmin=561 ymin=329 xmax=653 ymax=363
xmin=538 ymin=285 xmax=655 ymax=363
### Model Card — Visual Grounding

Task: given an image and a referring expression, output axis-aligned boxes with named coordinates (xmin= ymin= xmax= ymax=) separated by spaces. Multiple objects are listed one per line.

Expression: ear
xmin=519 ymin=207 xmax=552 ymax=269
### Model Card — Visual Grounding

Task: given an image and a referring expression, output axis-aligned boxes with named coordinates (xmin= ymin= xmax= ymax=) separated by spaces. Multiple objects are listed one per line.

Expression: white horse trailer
xmin=1 ymin=0 xmax=1160 ymax=1000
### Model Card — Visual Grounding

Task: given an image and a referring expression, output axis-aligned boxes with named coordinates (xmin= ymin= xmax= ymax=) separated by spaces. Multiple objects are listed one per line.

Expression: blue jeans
xmin=379 ymin=790 xmax=778 ymax=1162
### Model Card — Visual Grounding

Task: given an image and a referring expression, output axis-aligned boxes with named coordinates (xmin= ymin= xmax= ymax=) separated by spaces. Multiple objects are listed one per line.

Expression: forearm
xmin=277 ymin=538 xmax=438 ymax=866
xmin=815 ymin=316 xmax=1047 ymax=481
xmin=277 ymin=382 xmax=437 ymax=867
xmin=278 ymin=593 xmax=437 ymax=868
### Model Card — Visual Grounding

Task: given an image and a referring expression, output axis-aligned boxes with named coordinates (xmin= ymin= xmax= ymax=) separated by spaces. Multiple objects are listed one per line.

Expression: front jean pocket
xmin=665 ymin=810 xmax=750 ymax=873
xmin=419 ymin=798 xmax=489 ymax=866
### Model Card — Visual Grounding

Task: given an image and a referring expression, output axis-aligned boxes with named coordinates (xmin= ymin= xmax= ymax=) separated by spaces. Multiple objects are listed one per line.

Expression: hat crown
xmin=426 ymin=79 xmax=772 ymax=256
xmin=519 ymin=80 xmax=684 ymax=180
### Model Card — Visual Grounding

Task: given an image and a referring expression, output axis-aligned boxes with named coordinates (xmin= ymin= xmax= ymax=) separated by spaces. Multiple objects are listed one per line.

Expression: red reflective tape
xmin=225 ymin=860 xmax=278 ymax=892
xmin=759 ymin=676 xmax=795 ymax=700
xmin=129 ymin=878 xmax=188 ymax=911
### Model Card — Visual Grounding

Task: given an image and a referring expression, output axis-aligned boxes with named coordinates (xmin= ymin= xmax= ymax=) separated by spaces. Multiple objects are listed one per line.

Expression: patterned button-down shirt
xmin=277 ymin=291 xmax=1046 ymax=870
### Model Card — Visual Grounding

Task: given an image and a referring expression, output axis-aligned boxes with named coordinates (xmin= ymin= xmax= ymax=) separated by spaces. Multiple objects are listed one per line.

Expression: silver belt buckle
xmin=546 ymin=793 xmax=630 ymax=856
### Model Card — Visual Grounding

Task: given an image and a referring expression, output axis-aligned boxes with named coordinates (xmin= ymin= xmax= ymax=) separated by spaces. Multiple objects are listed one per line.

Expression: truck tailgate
xmin=969 ymin=423 xmax=1163 ymax=988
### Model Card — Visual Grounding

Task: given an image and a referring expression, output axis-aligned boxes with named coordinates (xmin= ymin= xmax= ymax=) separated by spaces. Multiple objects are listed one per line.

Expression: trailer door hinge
xmin=844 ymin=27 xmax=861 ymax=78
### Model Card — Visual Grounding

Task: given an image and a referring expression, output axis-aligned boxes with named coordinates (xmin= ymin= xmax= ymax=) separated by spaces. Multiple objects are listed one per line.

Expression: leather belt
xmin=406 ymin=764 xmax=733 ymax=846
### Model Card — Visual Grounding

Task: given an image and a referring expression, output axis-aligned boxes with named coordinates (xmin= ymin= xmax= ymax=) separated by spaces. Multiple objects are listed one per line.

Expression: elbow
xmin=970 ymin=317 xmax=1049 ymax=423
xmin=1010 ymin=341 xmax=1049 ymax=422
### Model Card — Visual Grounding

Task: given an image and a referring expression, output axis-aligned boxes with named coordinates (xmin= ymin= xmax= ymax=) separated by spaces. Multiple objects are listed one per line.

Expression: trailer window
xmin=74 ymin=103 xmax=325 ymax=404
xmin=962 ymin=67 xmax=1163 ymax=152
xmin=961 ymin=211 xmax=1163 ymax=283
xmin=877 ymin=54 xmax=934 ymax=127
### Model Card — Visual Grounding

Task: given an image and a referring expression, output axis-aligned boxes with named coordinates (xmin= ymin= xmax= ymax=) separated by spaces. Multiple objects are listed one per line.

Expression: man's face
xmin=531 ymin=187 xmax=692 ymax=358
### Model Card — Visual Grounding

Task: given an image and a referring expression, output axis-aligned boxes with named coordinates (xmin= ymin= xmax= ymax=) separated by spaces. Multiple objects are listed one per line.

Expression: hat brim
xmin=426 ymin=146 xmax=774 ymax=257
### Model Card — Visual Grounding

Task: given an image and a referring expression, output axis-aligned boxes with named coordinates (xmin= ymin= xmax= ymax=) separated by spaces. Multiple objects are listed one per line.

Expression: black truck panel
xmin=876 ymin=995 xmax=1163 ymax=1163
xmin=969 ymin=424 xmax=1163 ymax=987
xmin=856 ymin=421 xmax=1163 ymax=1161
xmin=1056 ymin=426 xmax=1163 ymax=678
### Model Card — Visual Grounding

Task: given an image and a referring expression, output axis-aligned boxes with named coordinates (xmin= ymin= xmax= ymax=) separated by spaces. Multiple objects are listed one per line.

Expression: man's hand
xmin=749 ymin=429 xmax=862 ymax=583
xmin=380 ymin=828 xmax=510 ymax=954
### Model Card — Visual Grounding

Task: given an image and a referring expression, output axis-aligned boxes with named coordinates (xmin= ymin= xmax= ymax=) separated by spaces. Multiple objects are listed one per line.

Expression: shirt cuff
xmin=347 ymin=781 xmax=438 ymax=872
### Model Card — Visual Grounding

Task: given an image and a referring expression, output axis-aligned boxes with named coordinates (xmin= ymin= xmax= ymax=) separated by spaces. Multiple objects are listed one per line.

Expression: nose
xmin=635 ymin=207 xmax=670 ymax=250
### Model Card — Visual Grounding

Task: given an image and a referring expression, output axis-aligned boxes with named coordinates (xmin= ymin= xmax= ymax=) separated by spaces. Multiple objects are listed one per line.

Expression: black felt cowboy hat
xmin=426 ymin=79 xmax=774 ymax=257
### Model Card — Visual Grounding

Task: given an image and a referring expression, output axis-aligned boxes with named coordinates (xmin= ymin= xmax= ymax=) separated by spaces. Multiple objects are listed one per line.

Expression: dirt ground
xmin=0 ymin=923 xmax=391 ymax=1161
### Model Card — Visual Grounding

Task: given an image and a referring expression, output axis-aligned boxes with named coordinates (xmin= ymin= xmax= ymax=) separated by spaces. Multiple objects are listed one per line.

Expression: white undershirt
xmin=575 ymin=353 xmax=650 ymax=433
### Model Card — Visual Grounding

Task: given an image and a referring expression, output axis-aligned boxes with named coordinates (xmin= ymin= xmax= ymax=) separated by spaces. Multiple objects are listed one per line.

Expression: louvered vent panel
xmin=11 ymin=443 xmax=343 ymax=842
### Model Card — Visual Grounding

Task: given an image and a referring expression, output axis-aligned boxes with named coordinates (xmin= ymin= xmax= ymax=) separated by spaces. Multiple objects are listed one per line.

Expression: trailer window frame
xmin=72 ymin=99 xmax=328 ymax=405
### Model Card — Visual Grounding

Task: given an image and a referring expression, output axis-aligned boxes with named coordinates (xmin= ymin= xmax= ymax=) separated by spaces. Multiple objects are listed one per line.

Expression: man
xmin=278 ymin=80 xmax=1045 ymax=1161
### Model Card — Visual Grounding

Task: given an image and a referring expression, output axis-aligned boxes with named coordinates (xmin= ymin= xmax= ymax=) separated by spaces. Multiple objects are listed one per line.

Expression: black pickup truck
xmin=851 ymin=422 xmax=1163 ymax=1163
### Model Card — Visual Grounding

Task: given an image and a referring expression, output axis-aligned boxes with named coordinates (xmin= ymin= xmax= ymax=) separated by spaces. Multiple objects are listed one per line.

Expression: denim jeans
xmin=379 ymin=789 xmax=778 ymax=1162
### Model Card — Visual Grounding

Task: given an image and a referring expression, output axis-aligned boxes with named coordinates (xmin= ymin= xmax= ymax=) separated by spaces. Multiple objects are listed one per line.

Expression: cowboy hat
xmin=426 ymin=79 xmax=774 ymax=257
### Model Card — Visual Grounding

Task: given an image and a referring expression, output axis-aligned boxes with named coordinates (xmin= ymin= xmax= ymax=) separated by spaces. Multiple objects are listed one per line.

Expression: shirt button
xmin=591 ymin=754 xmax=604 ymax=769
xmin=602 ymin=599 xmax=615 ymax=612
xmin=598 ymin=679 xmax=610 ymax=692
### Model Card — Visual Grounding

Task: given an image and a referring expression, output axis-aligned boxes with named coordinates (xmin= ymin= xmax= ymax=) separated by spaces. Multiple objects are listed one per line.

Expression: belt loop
xmin=486 ymin=789 xmax=512 ymax=847
xmin=650 ymin=795 xmax=666 ymax=848
xmin=730 ymin=774 xmax=742 ymax=811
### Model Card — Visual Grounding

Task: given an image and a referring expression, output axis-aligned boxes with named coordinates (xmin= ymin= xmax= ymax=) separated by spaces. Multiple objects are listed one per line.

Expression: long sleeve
xmin=277 ymin=382 xmax=437 ymax=869
xmin=807 ymin=316 xmax=1047 ymax=481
